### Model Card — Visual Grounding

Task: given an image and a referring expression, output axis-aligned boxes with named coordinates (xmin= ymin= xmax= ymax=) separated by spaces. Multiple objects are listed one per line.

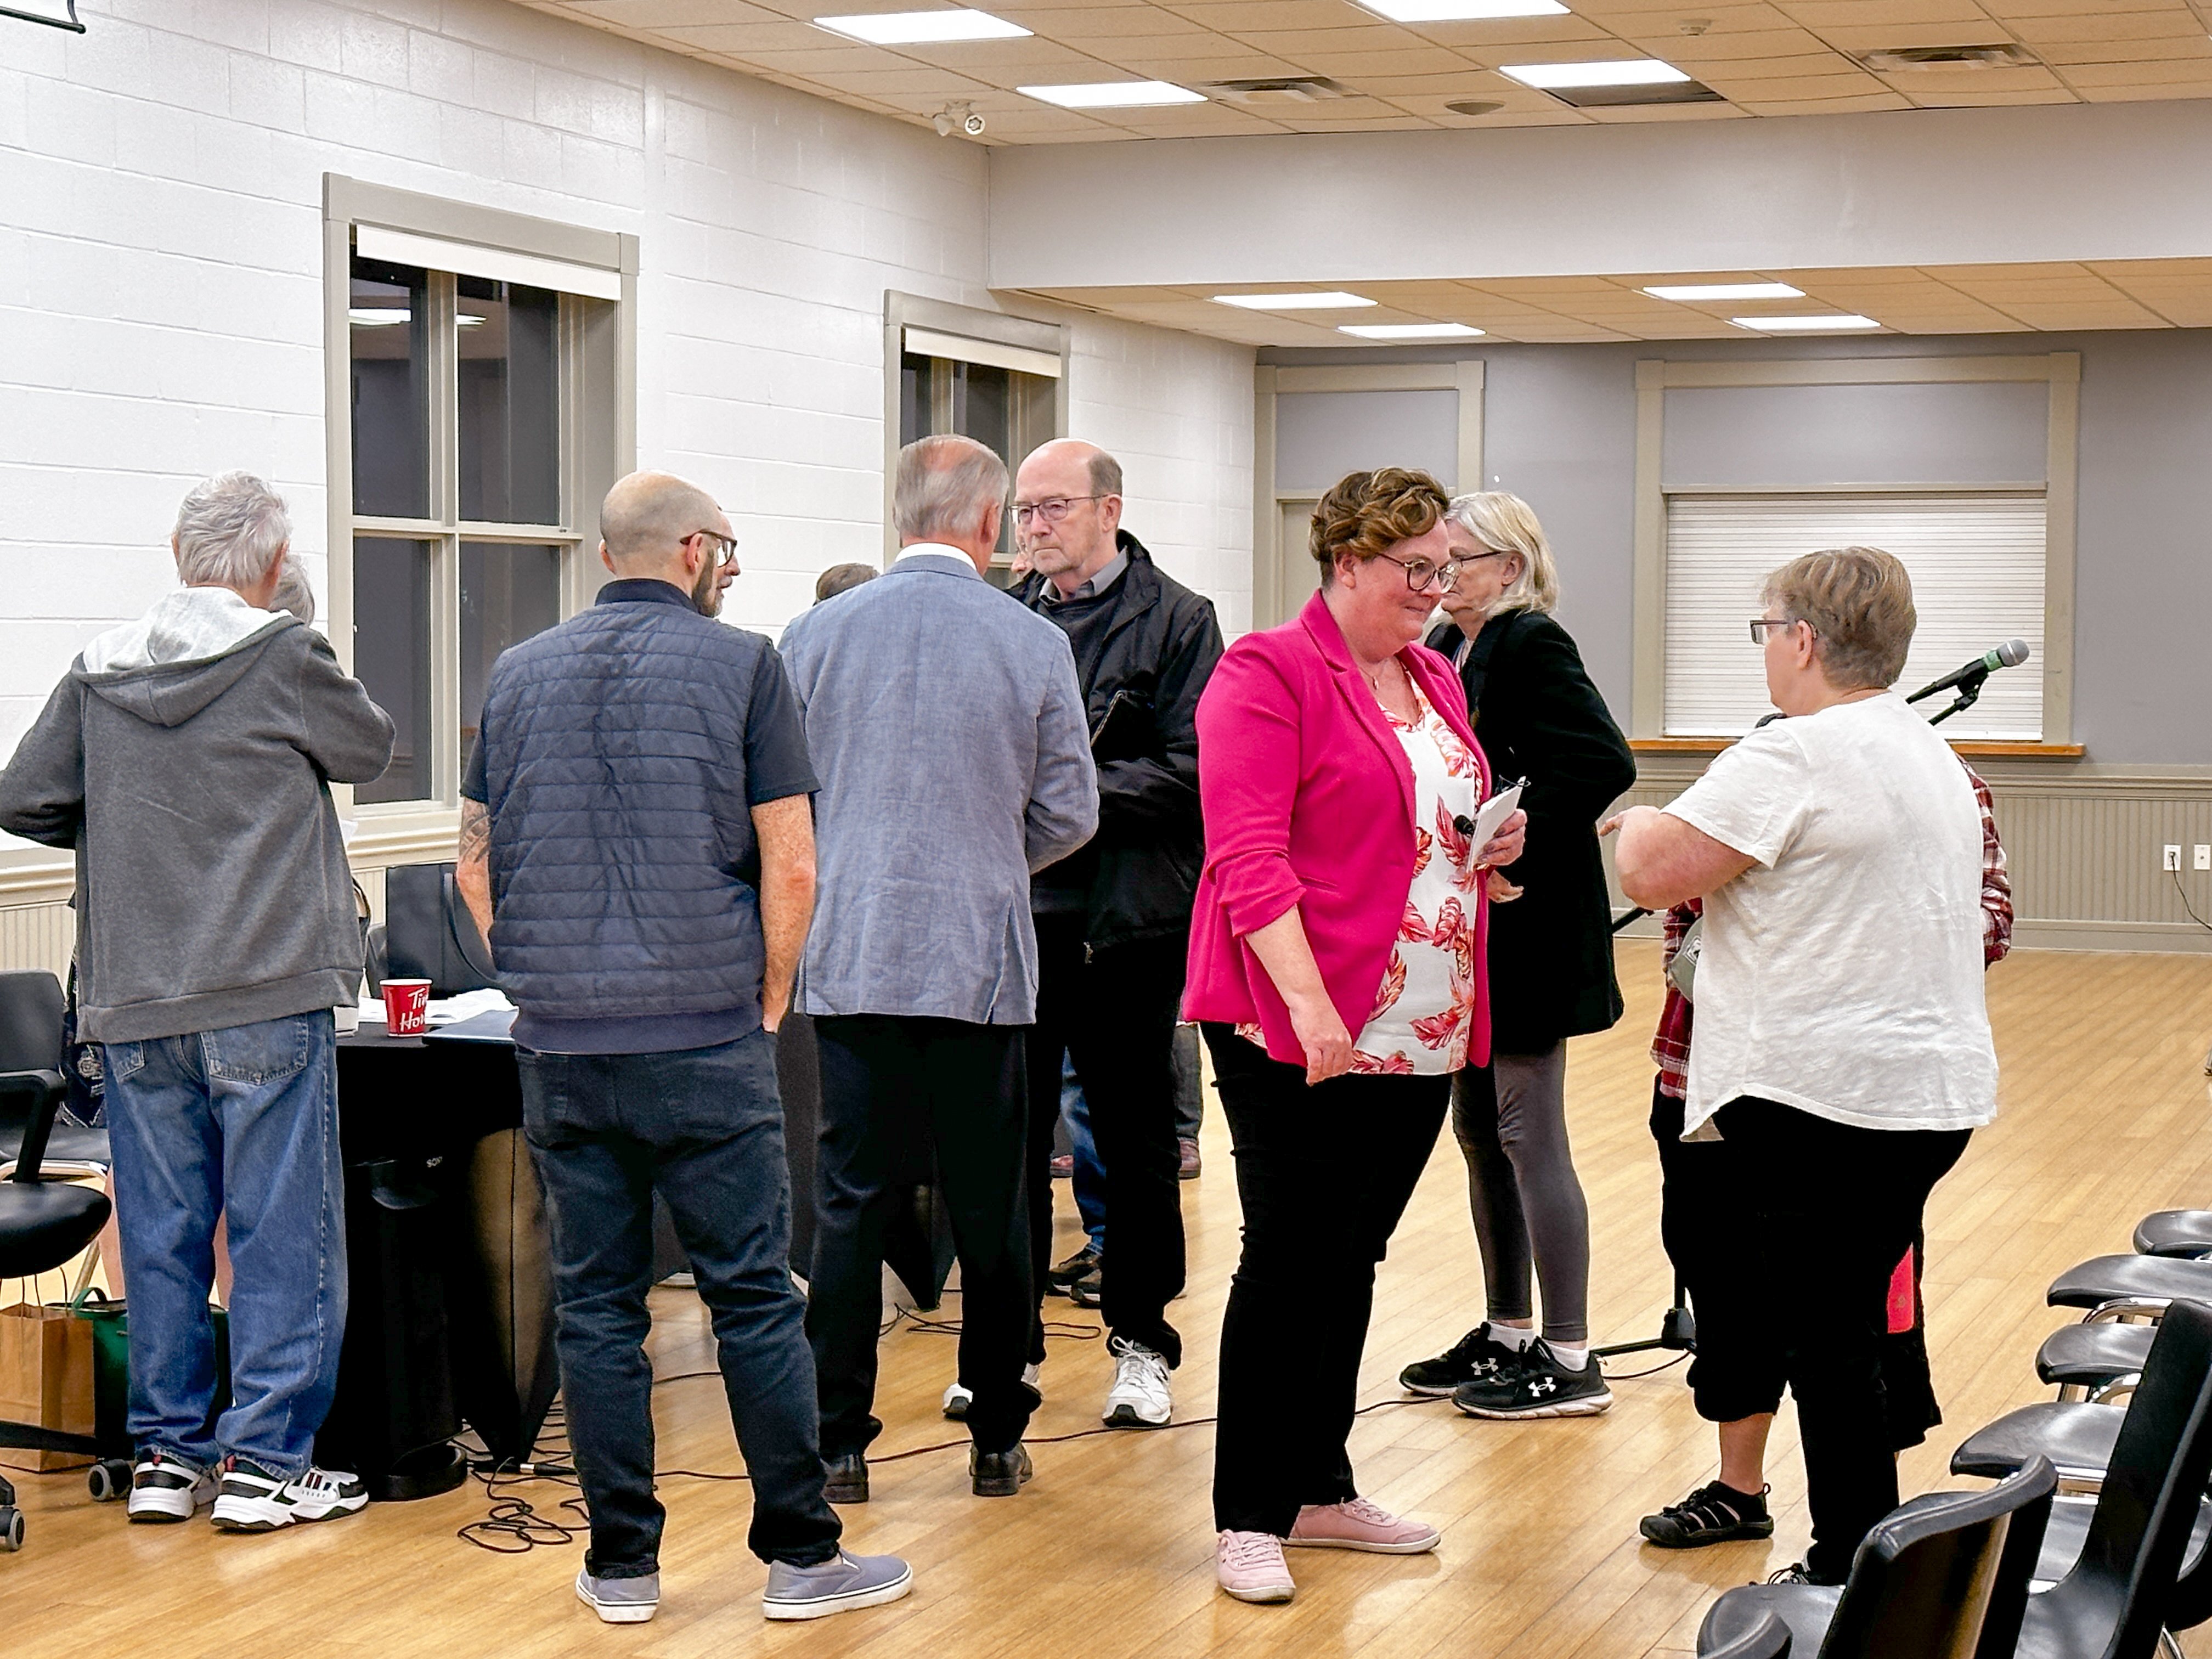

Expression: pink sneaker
xmin=1287 ymin=1497 xmax=1441 ymax=1554
xmin=1216 ymin=1530 xmax=1296 ymax=1603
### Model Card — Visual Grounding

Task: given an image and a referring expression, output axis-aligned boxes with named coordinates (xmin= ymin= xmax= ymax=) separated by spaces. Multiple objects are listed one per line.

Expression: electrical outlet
xmin=2165 ymin=844 xmax=2184 ymax=871
xmin=2198 ymin=845 xmax=2211 ymax=871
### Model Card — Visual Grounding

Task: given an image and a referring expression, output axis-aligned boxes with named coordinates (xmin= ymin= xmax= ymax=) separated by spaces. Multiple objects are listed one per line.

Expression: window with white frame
xmin=330 ymin=182 xmax=632 ymax=814
xmin=885 ymin=297 xmax=1066 ymax=584
xmin=1662 ymin=490 xmax=2047 ymax=740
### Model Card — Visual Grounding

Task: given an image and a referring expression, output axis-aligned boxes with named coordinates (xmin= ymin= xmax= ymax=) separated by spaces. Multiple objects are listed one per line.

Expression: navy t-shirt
xmin=462 ymin=578 xmax=817 ymax=1054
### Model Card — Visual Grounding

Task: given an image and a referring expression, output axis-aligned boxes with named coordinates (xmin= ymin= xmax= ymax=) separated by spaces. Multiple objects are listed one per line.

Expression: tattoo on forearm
xmin=459 ymin=799 xmax=491 ymax=862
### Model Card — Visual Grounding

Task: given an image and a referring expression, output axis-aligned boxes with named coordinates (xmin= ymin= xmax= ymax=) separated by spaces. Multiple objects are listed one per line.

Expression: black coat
xmin=1016 ymin=532 xmax=1224 ymax=951
xmin=1427 ymin=608 xmax=1639 ymax=1052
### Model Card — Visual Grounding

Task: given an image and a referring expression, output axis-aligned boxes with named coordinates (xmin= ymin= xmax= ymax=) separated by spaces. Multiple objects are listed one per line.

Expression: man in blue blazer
xmin=780 ymin=434 xmax=1098 ymax=1501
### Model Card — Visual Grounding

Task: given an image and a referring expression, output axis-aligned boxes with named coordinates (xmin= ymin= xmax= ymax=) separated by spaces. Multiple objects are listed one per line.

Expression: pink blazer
xmin=1183 ymin=591 xmax=1493 ymax=1071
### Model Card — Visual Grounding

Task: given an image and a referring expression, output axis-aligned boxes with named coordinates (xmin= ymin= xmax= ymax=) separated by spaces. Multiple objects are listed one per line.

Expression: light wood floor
xmin=11 ymin=943 xmax=2212 ymax=1658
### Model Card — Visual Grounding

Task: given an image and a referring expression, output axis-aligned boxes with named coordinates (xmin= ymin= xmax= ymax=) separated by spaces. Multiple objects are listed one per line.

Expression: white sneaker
xmin=127 ymin=1451 xmax=218 ymax=1523
xmin=209 ymin=1459 xmax=369 ymax=1531
xmin=943 ymin=1362 xmax=1042 ymax=1420
xmin=1102 ymin=1337 xmax=1172 ymax=1428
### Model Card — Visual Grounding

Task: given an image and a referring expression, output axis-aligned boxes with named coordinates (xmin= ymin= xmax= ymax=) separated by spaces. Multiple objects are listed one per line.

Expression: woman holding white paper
xmin=1398 ymin=492 xmax=1638 ymax=1423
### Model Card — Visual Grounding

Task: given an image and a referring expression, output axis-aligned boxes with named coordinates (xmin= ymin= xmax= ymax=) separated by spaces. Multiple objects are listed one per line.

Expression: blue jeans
xmin=517 ymin=1029 xmax=841 ymax=1575
xmin=101 ymin=1011 xmax=346 ymax=1478
xmin=1063 ymin=1060 xmax=1107 ymax=1256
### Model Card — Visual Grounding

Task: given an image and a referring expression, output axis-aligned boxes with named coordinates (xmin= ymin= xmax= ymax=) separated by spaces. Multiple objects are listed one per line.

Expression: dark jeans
xmin=1203 ymin=1024 xmax=1451 ymax=1536
xmin=1025 ymin=918 xmax=1187 ymax=1366
xmin=517 ymin=1030 xmax=840 ymax=1577
xmin=1711 ymin=1096 xmax=1970 ymax=1582
xmin=809 ymin=1014 xmax=1036 ymax=1456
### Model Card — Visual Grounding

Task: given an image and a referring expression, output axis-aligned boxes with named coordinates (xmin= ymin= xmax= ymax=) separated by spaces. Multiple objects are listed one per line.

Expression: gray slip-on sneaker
xmin=762 ymin=1549 xmax=915 ymax=1622
xmin=575 ymin=1567 xmax=661 ymax=1623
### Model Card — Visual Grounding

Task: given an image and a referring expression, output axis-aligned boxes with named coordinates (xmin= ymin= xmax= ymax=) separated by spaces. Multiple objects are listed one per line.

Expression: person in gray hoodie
xmin=0 ymin=472 xmax=394 ymax=1532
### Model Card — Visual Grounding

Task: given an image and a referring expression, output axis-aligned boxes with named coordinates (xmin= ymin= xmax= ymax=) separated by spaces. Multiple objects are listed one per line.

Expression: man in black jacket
xmin=1008 ymin=439 xmax=1222 ymax=1430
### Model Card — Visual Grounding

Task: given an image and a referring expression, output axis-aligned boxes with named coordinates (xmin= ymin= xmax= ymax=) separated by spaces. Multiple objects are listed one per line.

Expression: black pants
xmin=1025 ymin=917 xmax=1188 ymax=1365
xmin=1203 ymin=1024 xmax=1451 ymax=1536
xmin=516 ymin=1031 xmax=842 ymax=1576
xmin=1711 ymin=1096 xmax=1970 ymax=1582
xmin=809 ymin=1014 xmax=1037 ymax=1457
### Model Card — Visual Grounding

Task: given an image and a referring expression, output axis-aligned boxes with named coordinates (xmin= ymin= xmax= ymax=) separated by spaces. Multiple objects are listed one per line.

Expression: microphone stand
xmin=1594 ymin=681 xmax=1982 ymax=1364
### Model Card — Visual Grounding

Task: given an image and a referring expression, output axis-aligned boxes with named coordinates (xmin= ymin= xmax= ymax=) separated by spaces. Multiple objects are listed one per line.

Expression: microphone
xmin=1905 ymin=639 xmax=2030 ymax=704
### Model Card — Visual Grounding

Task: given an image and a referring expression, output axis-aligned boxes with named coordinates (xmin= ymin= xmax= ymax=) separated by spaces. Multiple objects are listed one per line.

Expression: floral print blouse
xmin=1240 ymin=675 xmax=1485 ymax=1075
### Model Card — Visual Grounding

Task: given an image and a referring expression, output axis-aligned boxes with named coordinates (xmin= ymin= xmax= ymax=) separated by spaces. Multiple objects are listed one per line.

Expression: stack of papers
xmin=359 ymin=986 xmax=515 ymax=1026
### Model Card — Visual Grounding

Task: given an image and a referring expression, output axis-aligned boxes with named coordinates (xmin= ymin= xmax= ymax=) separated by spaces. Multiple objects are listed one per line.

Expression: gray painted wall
xmin=1262 ymin=330 xmax=2212 ymax=766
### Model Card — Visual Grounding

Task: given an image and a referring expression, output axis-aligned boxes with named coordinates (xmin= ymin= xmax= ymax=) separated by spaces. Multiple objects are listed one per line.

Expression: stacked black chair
xmin=0 ymin=1070 xmax=111 ymax=1551
xmin=1703 ymin=1611 xmax=1792 ymax=1659
xmin=1948 ymin=1299 xmax=2212 ymax=1659
xmin=1696 ymin=1459 xmax=2057 ymax=1659
xmin=2133 ymin=1212 xmax=2212 ymax=1261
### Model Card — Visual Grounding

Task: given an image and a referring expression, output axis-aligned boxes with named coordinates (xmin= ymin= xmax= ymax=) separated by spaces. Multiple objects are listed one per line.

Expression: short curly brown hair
xmin=1309 ymin=467 xmax=1450 ymax=585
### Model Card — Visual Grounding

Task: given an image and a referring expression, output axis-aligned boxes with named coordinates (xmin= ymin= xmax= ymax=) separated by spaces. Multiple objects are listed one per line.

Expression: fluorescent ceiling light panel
xmin=1731 ymin=313 xmax=1882 ymax=331
xmin=1339 ymin=323 xmax=1486 ymax=339
xmin=1019 ymin=80 xmax=1206 ymax=108
xmin=1212 ymin=292 xmax=1376 ymax=311
xmin=1362 ymin=0 xmax=1568 ymax=19
xmin=1644 ymin=281 xmax=1806 ymax=302
xmin=1502 ymin=58 xmax=1690 ymax=88
xmin=814 ymin=8 xmax=1030 ymax=44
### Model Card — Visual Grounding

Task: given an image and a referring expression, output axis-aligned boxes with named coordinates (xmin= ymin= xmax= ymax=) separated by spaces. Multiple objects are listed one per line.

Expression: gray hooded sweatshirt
xmin=0 ymin=588 xmax=396 ymax=1043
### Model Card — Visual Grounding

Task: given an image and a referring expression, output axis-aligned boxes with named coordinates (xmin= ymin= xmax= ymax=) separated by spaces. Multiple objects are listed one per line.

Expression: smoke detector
xmin=1445 ymin=98 xmax=1505 ymax=116
xmin=1858 ymin=43 xmax=2038 ymax=71
xmin=1202 ymin=75 xmax=1356 ymax=104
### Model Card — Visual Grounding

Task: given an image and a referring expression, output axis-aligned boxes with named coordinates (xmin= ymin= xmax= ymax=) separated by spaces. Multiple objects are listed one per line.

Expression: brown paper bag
xmin=0 ymin=1301 xmax=97 ymax=1471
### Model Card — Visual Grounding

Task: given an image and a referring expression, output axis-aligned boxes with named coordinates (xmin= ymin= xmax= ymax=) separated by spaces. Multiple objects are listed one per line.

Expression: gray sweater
xmin=0 ymin=589 xmax=395 ymax=1042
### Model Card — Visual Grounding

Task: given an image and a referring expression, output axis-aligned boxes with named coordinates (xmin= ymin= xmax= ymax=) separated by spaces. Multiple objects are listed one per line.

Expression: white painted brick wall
xmin=0 ymin=0 xmax=1256 ymax=761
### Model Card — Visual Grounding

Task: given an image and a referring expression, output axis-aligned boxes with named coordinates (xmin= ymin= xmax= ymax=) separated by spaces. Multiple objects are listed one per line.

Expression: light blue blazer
xmin=778 ymin=548 xmax=1098 ymax=1025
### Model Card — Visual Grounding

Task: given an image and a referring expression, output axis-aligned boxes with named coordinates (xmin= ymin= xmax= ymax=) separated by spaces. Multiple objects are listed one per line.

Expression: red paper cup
xmin=382 ymin=978 xmax=432 ymax=1036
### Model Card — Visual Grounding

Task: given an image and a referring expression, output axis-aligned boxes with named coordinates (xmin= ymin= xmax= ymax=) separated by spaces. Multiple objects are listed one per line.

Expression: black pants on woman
xmin=1711 ymin=1096 xmax=1970 ymax=1583
xmin=1203 ymin=1024 xmax=1450 ymax=1536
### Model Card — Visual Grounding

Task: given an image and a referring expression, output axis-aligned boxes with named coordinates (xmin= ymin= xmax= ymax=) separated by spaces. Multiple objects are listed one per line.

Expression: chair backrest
xmin=1820 ymin=1458 xmax=2061 ymax=1659
xmin=2057 ymin=1296 xmax=2212 ymax=1659
xmin=1705 ymin=1609 xmax=1792 ymax=1659
xmin=0 ymin=970 xmax=66 ymax=1081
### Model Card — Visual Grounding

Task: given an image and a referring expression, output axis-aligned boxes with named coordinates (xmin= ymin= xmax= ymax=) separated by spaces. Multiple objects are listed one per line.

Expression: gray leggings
xmin=1452 ymin=1042 xmax=1592 ymax=1345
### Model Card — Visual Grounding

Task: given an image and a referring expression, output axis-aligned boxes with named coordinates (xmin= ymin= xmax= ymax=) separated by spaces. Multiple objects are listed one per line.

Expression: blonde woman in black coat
xmin=1398 ymin=492 xmax=1638 ymax=1419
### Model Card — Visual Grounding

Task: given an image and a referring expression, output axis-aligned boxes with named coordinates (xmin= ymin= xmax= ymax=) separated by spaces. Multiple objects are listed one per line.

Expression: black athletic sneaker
xmin=1398 ymin=1324 xmax=1529 ymax=1397
xmin=1047 ymin=1245 xmax=1101 ymax=1297
xmin=1451 ymin=1339 xmax=1613 ymax=1419
xmin=1639 ymin=1480 xmax=1774 ymax=1548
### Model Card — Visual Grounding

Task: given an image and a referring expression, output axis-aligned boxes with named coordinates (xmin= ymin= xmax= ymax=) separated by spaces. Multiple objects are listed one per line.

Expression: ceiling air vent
xmin=1202 ymin=76 xmax=1357 ymax=104
xmin=1858 ymin=43 xmax=2039 ymax=71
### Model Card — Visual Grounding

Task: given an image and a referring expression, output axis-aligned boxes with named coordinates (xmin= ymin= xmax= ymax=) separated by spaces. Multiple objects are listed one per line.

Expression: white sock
xmin=1489 ymin=1322 xmax=1538 ymax=1351
xmin=1546 ymin=1341 xmax=1589 ymax=1372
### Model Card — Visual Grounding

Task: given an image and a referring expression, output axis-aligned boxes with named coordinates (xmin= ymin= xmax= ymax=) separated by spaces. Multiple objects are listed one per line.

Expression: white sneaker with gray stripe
xmin=208 ymin=1459 xmax=369 ymax=1531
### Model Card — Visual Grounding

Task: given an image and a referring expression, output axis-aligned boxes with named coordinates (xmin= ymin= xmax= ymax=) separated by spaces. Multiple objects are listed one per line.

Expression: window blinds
xmin=1663 ymin=492 xmax=2046 ymax=740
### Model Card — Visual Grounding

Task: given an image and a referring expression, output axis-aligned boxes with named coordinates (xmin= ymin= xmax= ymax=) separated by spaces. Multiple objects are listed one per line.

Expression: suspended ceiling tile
xmin=565 ymin=0 xmax=787 ymax=24
xmin=1736 ymin=91 xmax=1919 ymax=111
xmin=1653 ymin=30 xmax=1855 ymax=60
xmin=1707 ymin=69 xmax=1893 ymax=95
xmin=1776 ymin=0 xmax=1994 ymax=23
xmin=2038 ymin=37 xmax=2212 ymax=64
xmin=2008 ymin=9 xmax=2208 ymax=42
xmin=1161 ymin=1 xmax=1377 ymax=29
xmin=2062 ymin=58 xmax=2212 ymax=83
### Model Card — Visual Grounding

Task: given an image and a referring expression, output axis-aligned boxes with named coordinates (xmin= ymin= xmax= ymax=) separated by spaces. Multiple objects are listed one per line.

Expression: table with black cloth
xmin=322 ymin=1015 xmax=836 ymax=1500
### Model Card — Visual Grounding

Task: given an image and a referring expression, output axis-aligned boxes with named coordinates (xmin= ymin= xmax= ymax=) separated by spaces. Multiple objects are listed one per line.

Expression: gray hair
xmin=1446 ymin=491 xmax=1559 ymax=616
xmin=173 ymin=471 xmax=291 ymax=589
xmin=269 ymin=555 xmax=315 ymax=626
xmin=893 ymin=435 xmax=1007 ymax=543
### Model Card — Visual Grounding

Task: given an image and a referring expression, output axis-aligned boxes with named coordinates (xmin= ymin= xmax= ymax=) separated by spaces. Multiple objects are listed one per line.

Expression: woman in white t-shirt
xmin=1610 ymin=545 xmax=1997 ymax=1588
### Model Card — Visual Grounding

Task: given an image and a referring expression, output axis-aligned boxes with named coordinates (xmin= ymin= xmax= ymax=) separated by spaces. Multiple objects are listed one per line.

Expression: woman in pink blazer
xmin=1185 ymin=468 xmax=1527 ymax=1605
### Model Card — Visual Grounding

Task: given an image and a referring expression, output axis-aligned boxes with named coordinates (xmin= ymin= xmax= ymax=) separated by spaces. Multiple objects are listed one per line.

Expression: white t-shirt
xmin=1663 ymin=692 xmax=1999 ymax=1137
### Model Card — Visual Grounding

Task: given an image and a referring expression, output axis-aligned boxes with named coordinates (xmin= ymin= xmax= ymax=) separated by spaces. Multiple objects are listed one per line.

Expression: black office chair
xmin=0 ymin=1071 xmax=112 ymax=1551
xmin=2037 ymin=1322 xmax=2155 ymax=1401
xmin=1696 ymin=1459 xmax=2058 ymax=1659
xmin=1957 ymin=1299 xmax=2212 ymax=1659
xmin=1702 ymin=1610 xmax=1792 ymax=1659
xmin=0 ymin=970 xmax=106 ymax=1171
